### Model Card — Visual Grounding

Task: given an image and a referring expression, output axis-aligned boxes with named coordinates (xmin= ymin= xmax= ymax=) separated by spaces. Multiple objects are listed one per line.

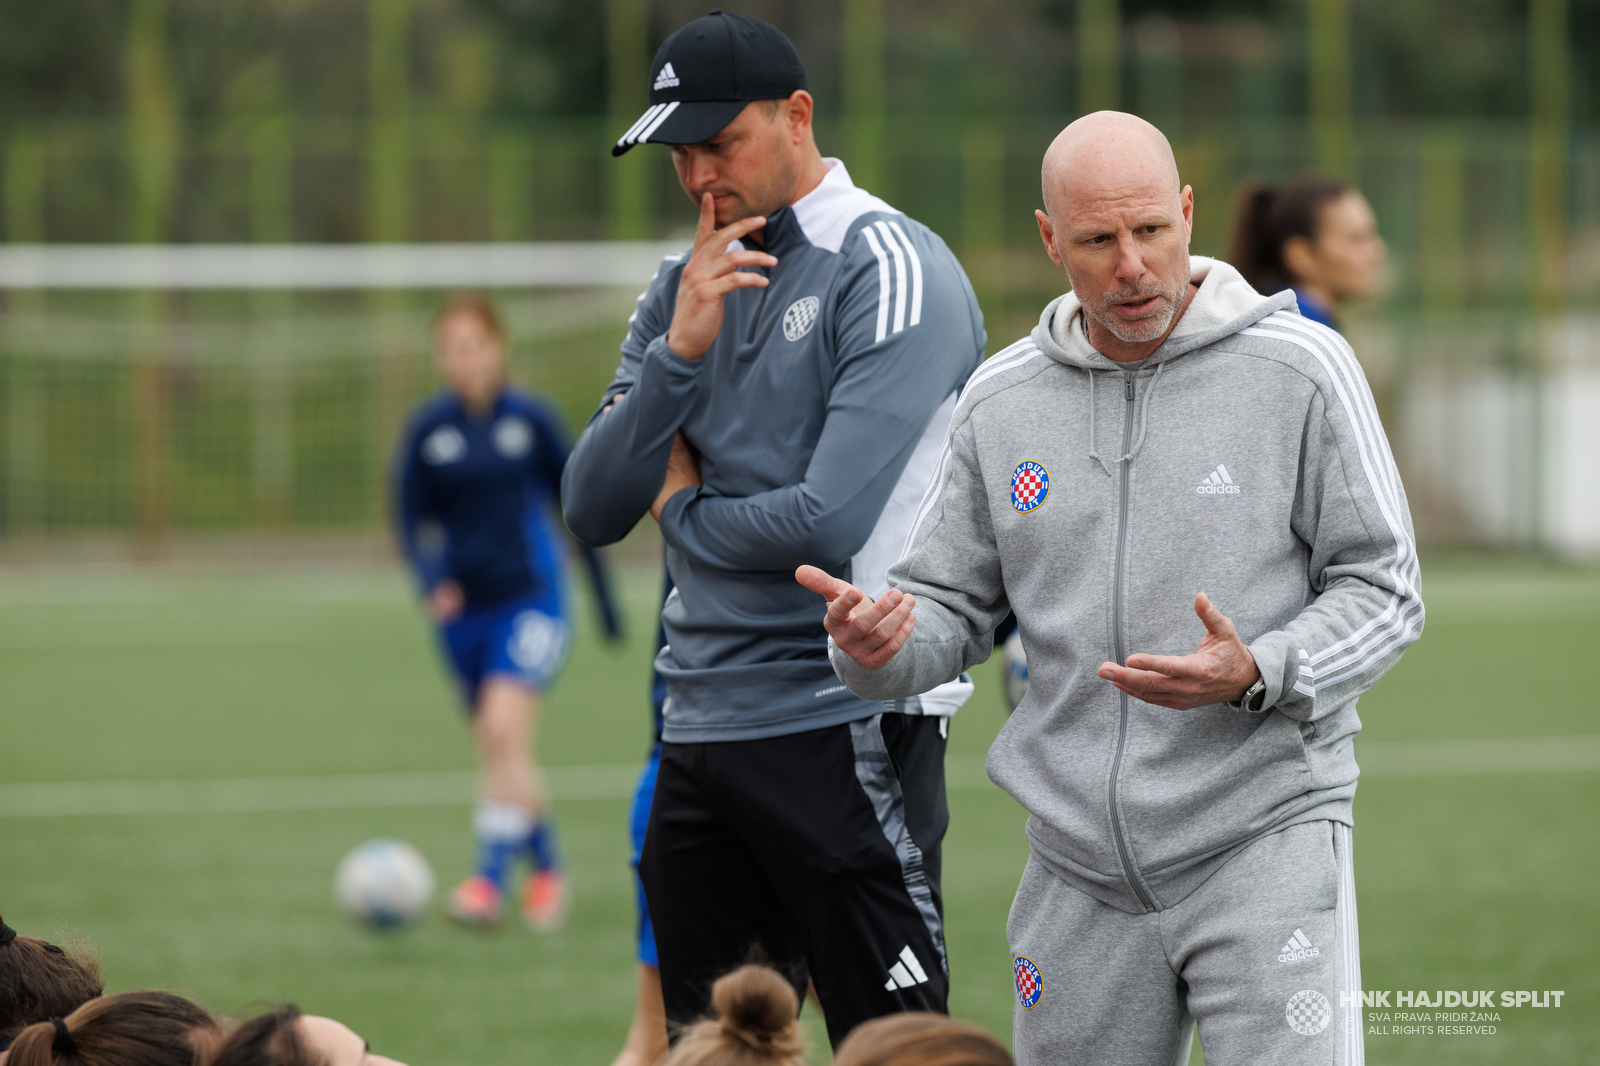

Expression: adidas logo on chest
xmin=1196 ymin=463 xmax=1241 ymax=495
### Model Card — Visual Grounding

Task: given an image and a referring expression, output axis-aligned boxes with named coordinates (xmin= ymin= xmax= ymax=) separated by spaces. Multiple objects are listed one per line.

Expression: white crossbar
xmin=0 ymin=242 xmax=687 ymax=290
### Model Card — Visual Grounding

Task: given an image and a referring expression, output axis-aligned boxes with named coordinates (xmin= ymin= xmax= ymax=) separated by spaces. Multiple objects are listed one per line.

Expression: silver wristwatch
xmin=1229 ymin=677 xmax=1268 ymax=713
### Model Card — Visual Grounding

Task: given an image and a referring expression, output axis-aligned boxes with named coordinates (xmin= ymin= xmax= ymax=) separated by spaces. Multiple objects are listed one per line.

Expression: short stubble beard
xmin=1086 ymin=253 xmax=1191 ymax=344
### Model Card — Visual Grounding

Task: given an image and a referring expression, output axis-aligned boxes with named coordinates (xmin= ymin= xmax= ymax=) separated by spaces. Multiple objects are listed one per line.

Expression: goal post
xmin=0 ymin=241 xmax=682 ymax=552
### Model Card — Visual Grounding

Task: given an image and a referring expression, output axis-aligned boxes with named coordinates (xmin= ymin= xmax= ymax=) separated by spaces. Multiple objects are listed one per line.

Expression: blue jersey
xmin=395 ymin=388 xmax=574 ymax=612
xmin=1288 ymin=286 xmax=1340 ymax=332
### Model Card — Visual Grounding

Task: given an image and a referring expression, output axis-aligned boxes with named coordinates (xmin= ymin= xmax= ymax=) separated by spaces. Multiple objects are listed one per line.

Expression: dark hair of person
xmin=831 ymin=1012 xmax=1014 ymax=1066
xmin=0 ymin=916 xmax=105 ymax=1044
xmin=6 ymin=990 xmax=219 ymax=1066
xmin=664 ymin=966 xmax=806 ymax=1066
xmin=1229 ymin=177 xmax=1351 ymax=295
xmin=204 ymin=1004 xmax=321 ymax=1066
xmin=433 ymin=294 xmax=506 ymax=345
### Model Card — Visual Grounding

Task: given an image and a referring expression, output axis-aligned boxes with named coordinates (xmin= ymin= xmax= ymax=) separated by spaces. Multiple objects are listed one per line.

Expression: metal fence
xmin=2 ymin=117 xmax=1598 ymax=556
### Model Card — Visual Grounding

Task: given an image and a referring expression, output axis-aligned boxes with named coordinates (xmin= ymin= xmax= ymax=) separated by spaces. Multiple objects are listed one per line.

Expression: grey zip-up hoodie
xmin=829 ymin=257 xmax=1424 ymax=914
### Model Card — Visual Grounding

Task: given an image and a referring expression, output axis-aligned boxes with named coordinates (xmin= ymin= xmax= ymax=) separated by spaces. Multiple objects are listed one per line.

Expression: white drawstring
xmin=1118 ymin=360 xmax=1165 ymax=465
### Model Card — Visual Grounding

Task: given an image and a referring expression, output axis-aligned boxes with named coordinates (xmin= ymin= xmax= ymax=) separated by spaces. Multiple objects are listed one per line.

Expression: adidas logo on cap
xmin=653 ymin=62 xmax=680 ymax=90
xmin=1196 ymin=463 xmax=1241 ymax=495
xmin=1277 ymin=928 xmax=1320 ymax=964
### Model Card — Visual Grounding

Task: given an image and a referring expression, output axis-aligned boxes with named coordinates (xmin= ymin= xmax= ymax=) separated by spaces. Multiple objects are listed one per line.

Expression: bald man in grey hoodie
xmin=799 ymin=113 xmax=1422 ymax=1066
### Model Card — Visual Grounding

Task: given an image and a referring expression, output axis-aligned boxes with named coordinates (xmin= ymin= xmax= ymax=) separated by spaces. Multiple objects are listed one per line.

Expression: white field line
xmin=2 ymin=737 xmax=1596 ymax=818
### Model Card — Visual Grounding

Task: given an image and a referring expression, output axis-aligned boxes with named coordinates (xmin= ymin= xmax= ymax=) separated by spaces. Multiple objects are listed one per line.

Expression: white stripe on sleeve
xmin=899 ymin=341 xmax=1045 ymax=557
xmin=861 ymin=226 xmax=892 ymax=343
xmin=887 ymin=220 xmax=923 ymax=326
xmin=874 ymin=220 xmax=908 ymax=334
xmin=1240 ymin=316 xmax=1422 ymax=691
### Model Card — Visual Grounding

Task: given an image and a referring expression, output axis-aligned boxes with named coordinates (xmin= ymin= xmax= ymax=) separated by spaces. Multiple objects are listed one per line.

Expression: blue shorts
xmin=439 ymin=594 xmax=570 ymax=709
xmin=630 ymin=743 xmax=662 ymax=967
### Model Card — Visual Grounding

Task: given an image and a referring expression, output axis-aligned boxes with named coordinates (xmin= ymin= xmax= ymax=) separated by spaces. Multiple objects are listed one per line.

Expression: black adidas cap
xmin=611 ymin=10 xmax=807 ymax=157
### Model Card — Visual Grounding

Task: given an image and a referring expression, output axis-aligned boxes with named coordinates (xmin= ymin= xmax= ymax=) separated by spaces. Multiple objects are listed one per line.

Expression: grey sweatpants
xmin=1008 ymin=820 xmax=1363 ymax=1066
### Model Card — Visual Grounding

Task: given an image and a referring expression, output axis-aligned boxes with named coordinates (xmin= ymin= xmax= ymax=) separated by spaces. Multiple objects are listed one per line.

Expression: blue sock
xmin=473 ymin=801 xmax=533 ymax=891
xmin=528 ymin=817 xmax=562 ymax=873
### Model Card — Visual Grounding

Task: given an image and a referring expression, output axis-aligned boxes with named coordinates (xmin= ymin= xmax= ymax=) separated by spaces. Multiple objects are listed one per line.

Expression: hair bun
xmin=710 ymin=966 xmax=801 ymax=1055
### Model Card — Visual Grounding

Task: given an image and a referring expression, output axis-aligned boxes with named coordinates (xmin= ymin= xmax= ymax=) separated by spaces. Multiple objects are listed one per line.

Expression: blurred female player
xmin=1229 ymin=177 xmax=1387 ymax=332
xmin=395 ymin=295 xmax=620 ymax=929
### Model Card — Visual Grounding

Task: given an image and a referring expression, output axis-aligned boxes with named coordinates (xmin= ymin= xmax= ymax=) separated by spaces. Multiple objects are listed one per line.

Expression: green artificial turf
xmin=1 ymin=555 xmax=1595 ymax=1064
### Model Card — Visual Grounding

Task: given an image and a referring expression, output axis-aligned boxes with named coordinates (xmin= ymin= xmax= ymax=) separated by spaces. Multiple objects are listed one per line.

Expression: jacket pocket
xmin=1117 ymin=706 xmax=1313 ymax=880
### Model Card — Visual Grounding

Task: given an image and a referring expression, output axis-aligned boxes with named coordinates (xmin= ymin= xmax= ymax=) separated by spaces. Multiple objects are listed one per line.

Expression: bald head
xmin=1041 ymin=111 xmax=1180 ymax=221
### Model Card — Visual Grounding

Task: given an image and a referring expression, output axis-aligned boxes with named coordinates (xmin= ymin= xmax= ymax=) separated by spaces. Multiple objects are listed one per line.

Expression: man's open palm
xmin=795 ymin=565 xmax=916 ymax=670
xmin=1098 ymin=592 xmax=1260 ymax=710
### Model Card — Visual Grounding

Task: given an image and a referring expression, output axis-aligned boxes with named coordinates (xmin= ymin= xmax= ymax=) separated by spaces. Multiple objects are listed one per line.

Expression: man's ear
xmin=1036 ymin=209 xmax=1065 ymax=268
xmin=785 ymin=90 xmax=814 ymax=145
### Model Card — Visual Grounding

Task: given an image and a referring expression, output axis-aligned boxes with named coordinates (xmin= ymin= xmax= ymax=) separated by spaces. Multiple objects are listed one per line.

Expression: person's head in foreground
xmin=1229 ymin=177 xmax=1385 ymax=326
xmin=0 ymin=917 xmax=105 ymax=1051
xmin=433 ymin=294 xmax=508 ymax=414
xmin=663 ymin=966 xmax=805 ymax=1066
xmin=1033 ymin=110 xmax=1195 ymax=358
xmin=206 ymin=1004 xmax=406 ymax=1066
xmin=831 ymin=1012 xmax=1013 ymax=1066
xmin=5 ymin=990 xmax=219 ymax=1066
xmin=612 ymin=11 xmax=824 ymax=232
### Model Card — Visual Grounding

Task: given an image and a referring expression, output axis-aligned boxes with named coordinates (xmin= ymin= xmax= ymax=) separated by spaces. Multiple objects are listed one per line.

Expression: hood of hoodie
xmin=1030 ymin=255 xmax=1296 ymax=372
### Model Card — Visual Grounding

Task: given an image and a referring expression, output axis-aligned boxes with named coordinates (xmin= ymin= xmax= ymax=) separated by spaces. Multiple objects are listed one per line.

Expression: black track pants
xmin=639 ymin=712 xmax=949 ymax=1049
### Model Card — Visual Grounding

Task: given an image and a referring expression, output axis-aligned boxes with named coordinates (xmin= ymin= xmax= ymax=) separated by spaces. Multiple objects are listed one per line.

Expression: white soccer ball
xmin=1001 ymin=631 xmax=1029 ymax=712
xmin=335 ymin=839 xmax=435 ymax=930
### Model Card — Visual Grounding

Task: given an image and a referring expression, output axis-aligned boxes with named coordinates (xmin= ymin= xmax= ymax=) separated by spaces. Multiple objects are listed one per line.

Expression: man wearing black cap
xmin=562 ymin=11 xmax=986 ymax=1046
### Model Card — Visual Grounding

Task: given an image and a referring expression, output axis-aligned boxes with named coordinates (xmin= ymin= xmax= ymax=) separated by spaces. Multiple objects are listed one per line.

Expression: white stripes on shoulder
xmin=859 ymin=220 xmax=925 ymax=342
xmin=1239 ymin=313 xmax=1423 ymax=696
xmin=897 ymin=340 xmax=1047 ymax=558
xmin=955 ymin=338 xmax=1043 ymax=407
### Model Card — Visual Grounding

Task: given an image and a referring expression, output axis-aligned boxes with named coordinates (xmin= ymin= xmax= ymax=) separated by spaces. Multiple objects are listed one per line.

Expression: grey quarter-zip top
xmin=562 ymin=158 xmax=987 ymax=743
xmin=828 ymin=256 xmax=1424 ymax=914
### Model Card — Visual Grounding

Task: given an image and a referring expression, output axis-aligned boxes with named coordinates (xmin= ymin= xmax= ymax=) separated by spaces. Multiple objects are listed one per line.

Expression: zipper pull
xmin=1124 ymin=375 xmax=1135 ymax=401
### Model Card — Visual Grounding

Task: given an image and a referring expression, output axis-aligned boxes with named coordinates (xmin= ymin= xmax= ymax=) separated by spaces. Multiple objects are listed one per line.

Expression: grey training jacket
xmin=830 ymin=257 xmax=1424 ymax=914
xmin=562 ymin=159 xmax=985 ymax=743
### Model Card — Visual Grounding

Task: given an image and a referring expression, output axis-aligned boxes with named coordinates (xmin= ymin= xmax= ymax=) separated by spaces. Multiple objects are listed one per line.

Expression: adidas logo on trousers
xmin=1278 ymin=928 xmax=1320 ymax=963
xmin=884 ymin=945 xmax=930 ymax=990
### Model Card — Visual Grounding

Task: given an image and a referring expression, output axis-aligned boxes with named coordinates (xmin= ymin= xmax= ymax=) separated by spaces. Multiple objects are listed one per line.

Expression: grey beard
xmin=1086 ymin=257 xmax=1190 ymax=344
xmin=1091 ymin=299 xmax=1177 ymax=344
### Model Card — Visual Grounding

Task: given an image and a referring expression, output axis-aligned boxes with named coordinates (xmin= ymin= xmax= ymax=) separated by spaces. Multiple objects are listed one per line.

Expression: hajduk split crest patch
xmin=1014 ymin=956 xmax=1043 ymax=1008
xmin=1011 ymin=461 xmax=1049 ymax=512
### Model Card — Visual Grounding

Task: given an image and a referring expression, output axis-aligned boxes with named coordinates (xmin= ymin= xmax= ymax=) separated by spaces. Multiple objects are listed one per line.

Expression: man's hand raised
xmin=795 ymin=566 xmax=916 ymax=670
xmin=665 ymin=193 xmax=779 ymax=360
xmin=1097 ymin=592 xmax=1261 ymax=710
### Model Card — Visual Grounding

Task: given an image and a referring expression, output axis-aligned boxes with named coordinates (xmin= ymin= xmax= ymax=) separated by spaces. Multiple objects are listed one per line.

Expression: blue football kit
xmin=395 ymin=387 xmax=618 ymax=706
xmin=395 ymin=385 xmax=620 ymax=899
